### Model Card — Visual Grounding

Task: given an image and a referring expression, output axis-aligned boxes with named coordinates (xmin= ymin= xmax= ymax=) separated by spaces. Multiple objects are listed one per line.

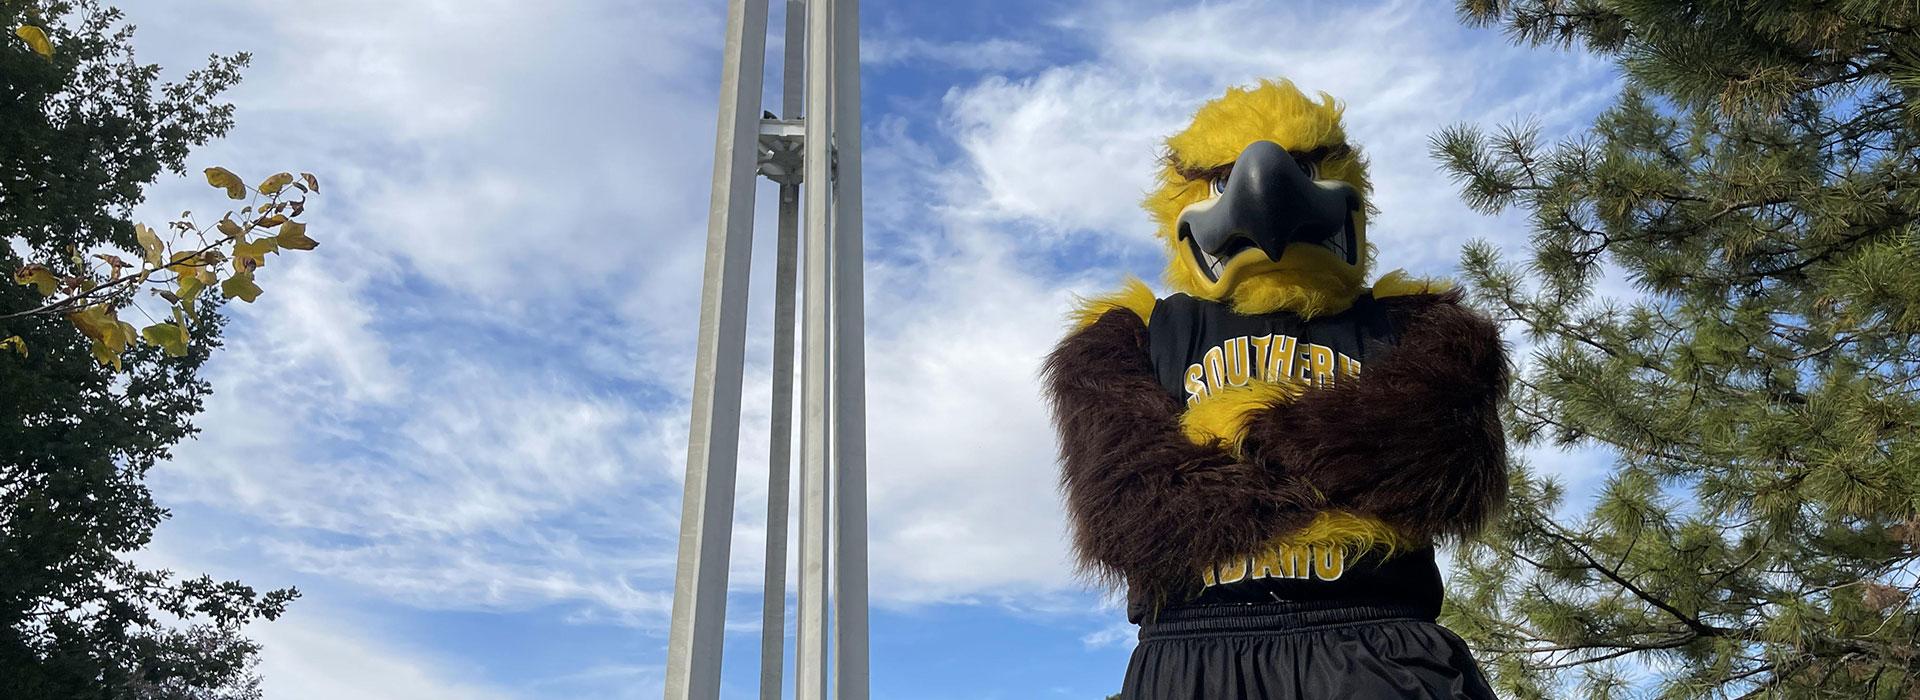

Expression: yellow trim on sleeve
xmin=1178 ymin=380 xmax=1302 ymax=452
xmin=1275 ymin=510 xmax=1406 ymax=556
xmin=1067 ymin=276 xmax=1159 ymax=330
xmin=1199 ymin=512 xmax=1409 ymax=586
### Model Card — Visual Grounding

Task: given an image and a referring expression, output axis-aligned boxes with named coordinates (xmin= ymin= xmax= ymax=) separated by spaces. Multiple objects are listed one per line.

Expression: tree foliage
xmin=1434 ymin=1 xmax=1920 ymax=696
xmin=7 ymin=166 xmax=325 ymax=369
xmin=3 ymin=1 xmax=298 ymax=697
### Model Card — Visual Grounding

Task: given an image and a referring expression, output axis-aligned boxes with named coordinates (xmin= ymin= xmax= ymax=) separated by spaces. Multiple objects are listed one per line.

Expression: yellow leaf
xmin=217 ymin=217 xmax=245 ymax=239
xmin=67 ymin=305 xmax=111 ymax=340
xmin=221 ymin=270 xmax=263 ymax=302
xmin=204 ymin=167 xmax=247 ymax=200
xmin=13 ymin=264 xmax=57 ymax=295
xmin=113 ymin=320 xmax=136 ymax=352
xmin=301 ymin=172 xmax=320 ymax=193
xmin=171 ymin=249 xmax=219 ymax=287
xmin=67 ymin=306 xmax=135 ymax=370
xmin=1 ymin=335 xmax=25 ymax=358
xmin=90 ymin=342 xmax=119 ymax=370
xmin=233 ymin=237 xmax=277 ymax=271
xmin=165 ymin=250 xmax=199 ymax=273
xmin=255 ymin=214 xmax=287 ymax=228
xmin=257 ymin=172 xmax=294 ymax=196
xmin=275 ymin=221 xmax=318 ymax=250
xmin=134 ymin=223 xmax=165 ymax=267
xmin=178 ymin=273 xmax=207 ymax=300
xmin=14 ymin=25 xmax=52 ymax=58
xmin=141 ymin=322 xmax=189 ymax=357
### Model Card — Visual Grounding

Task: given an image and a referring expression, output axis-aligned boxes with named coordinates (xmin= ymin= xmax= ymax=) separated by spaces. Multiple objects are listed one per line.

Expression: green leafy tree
xmin=1431 ymin=1 xmax=1920 ymax=697
xmin=3 ymin=2 xmax=303 ymax=697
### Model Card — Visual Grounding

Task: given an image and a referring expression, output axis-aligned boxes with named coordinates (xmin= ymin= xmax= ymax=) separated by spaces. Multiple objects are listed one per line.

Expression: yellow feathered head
xmin=1145 ymin=79 xmax=1375 ymax=317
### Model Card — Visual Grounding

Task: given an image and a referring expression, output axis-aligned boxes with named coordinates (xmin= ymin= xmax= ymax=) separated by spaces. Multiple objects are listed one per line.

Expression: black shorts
xmin=1120 ymin=602 xmax=1497 ymax=699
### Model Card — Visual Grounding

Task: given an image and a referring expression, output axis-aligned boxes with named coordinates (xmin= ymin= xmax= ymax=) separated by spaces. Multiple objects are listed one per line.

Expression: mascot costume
xmin=1043 ymin=80 xmax=1507 ymax=699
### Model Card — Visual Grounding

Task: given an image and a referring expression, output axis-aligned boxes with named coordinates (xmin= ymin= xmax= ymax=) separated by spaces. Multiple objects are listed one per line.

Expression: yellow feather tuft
xmin=1162 ymin=81 xmax=1358 ymax=176
xmin=1370 ymin=269 xmax=1455 ymax=299
xmin=1266 ymin=511 xmax=1406 ymax=557
xmin=1180 ymin=380 xmax=1302 ymax=451
xmin=1193 ymin=512 xmax=1410 ymax=589
xmin=1067 ymin=277 xmax=1158 ymax=330
xmin=1212 ymin=245 xmax=1366 ymax=318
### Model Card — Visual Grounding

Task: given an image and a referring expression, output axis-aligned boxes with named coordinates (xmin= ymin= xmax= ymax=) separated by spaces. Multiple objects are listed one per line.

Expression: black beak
xmin=1176 ymin=140 xmax=1360 ymax=281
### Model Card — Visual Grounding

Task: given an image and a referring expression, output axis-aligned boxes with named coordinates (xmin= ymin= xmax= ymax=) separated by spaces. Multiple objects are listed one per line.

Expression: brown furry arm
xmin=1242 ymin=292 xmax=1510 ymax=542
xmin=1043 ymin=309 xmax=1322 ymax=595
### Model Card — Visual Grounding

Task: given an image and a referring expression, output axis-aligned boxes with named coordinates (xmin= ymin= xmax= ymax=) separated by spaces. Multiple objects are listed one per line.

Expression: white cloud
xmin=521 ymin=663 xmax=663 ymax=700
xmin=262 ymin=535 xmax=676 ymax=623
xmin=137 ymin=0 xmax=724 ymax=298
xmin=862 ymin=235 xmax=1087 ymax=603
xmin=123 ymin=0 xmax=727 ymax=633
xmin=234 ymin=261 xmax=401 ymax=402
xmin=160 ymin=347 xmax=671 ymax=533
xmin=864 ymin=36 xmax=1048 ymax=72
xmin=132 ymin=538 xmax=518 ymax=700
xmin=1081 ymin=621 xmax=1138 ymax=650
xmin=941 ymin=0 xmax=1620 ymax=272
xmin=251 ymin=608 xmax=515 ymax=700
xmin=152 ymin=324 xmax=692 ymax=621
xmin=942 ymin=69 xmax=1192 ymax=240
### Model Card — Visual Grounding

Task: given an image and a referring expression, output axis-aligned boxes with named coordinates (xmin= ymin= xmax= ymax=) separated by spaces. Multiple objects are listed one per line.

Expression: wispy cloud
xmin=864 ymin=36 xmax=1049 ymax=72
xmin=1081 ymin=621 xmax=1137 ymax=650
xmin=942 ymin=0 xmax=1621 ymax=269
xmin=250 ymin=606 xmax=517 ymax=700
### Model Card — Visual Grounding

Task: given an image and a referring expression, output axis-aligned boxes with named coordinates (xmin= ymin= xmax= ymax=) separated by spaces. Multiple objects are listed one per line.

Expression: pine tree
xmin=1432 ymin=1 xmax=1920 ymax=696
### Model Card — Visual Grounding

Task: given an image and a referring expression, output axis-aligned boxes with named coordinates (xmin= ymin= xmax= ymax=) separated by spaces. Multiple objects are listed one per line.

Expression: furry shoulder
xmin=1066 ymin=277 xmax=1158 ymax=331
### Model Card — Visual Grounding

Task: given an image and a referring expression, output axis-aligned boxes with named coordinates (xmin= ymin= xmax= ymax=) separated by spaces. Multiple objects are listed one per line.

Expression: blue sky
xmin=106 ymin=0 xmax=1631 ymax=697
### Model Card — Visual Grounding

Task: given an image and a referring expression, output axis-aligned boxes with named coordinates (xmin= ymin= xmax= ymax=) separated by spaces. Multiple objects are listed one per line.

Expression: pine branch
xmin=1532 ymin=516 xmax=1723 ymax=638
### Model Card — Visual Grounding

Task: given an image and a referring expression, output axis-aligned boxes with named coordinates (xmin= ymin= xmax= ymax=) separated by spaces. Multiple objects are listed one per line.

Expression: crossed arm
xmin=1042 ymin=292 xmax=1509 ymax=593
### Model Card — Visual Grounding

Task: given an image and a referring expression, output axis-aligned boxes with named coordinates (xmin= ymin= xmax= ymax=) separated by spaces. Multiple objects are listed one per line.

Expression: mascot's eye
xmin=1303 ymin=161 xmax=1321 ymax=179
xmin=1210 ymin=177 xmax=1227 ymax=195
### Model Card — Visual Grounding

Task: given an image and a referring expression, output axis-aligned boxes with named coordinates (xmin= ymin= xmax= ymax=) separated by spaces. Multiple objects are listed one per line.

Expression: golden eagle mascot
xmin=1043 ymin=79 xmax=1506 ymax=699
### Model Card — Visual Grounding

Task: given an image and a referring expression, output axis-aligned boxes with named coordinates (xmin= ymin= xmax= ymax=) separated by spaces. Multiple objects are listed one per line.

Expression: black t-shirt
xmin=1129 ymin=292 xmax=1444 ymax=623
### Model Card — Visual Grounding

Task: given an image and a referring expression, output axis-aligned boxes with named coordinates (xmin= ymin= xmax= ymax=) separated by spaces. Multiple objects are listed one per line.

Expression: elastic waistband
xmin=1137 ymin=601 xmax=1436 ymax=641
